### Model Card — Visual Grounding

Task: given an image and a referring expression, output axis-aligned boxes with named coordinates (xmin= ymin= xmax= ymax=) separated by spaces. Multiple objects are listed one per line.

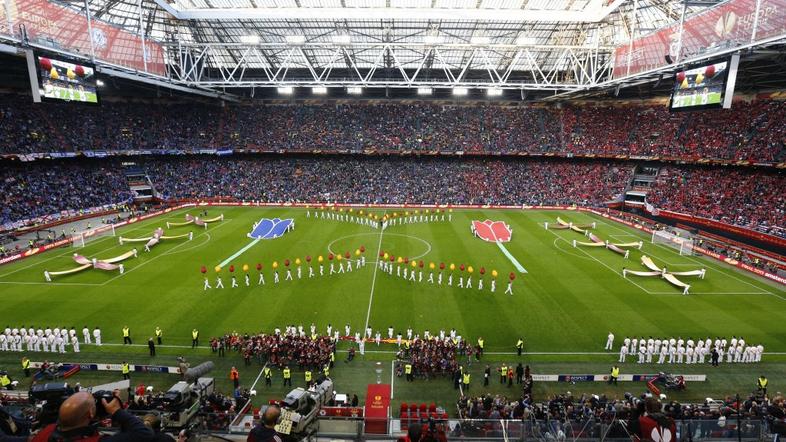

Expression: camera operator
xmin=247 ymin=405 xmax=282 ymax=442
xmin=31 ymin=391 xmax=154 ymax=442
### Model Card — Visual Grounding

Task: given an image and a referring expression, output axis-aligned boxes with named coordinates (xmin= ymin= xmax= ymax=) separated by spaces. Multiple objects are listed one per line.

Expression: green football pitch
xmin=0 ymin=206 xmax=784 ymax=410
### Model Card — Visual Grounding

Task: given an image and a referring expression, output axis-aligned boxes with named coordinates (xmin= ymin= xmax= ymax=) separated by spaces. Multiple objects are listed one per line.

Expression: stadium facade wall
xmin=2 ymin=201 xmax=784 ymax=286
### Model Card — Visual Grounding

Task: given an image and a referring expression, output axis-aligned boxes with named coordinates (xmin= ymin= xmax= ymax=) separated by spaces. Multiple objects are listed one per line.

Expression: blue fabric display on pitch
xmin=248 ymin=218 xmax=293 ymax=240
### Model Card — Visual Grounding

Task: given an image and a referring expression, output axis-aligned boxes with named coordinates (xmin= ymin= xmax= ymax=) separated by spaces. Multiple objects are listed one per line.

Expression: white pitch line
xmin=363 ymin=211 xmax=387 ymax=335
xmin=0 ymin=281 xmax=103 ymax=286
xmin=390 ymin=360 xmax=395 ymax=399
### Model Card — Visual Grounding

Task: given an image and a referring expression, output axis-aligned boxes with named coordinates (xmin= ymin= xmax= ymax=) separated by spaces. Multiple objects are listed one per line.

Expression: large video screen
xmin=37 ymin=55 xmax=99 ymax=104
xmin=669 ymin=60 xmax=728 ymax=111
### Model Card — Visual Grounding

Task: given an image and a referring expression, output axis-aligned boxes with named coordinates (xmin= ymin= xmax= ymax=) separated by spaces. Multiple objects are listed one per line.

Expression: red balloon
xmin=389 ymin=256 xmax=395 ymax=262
xmin=345 ymin=251 xmax=350 ymax=259
xmin=75 ymin=65 xmax=85 ymax=77
xmin=479 ymin=267 xmax=486 ymax=275
xmin=509 ymin=272 xmax=516 ymax=280
xmin=39 ymin=58 xmax=52 ymax=71
xmin=459 ymin=264 xmax=465 ymax=272
xmin=705 ymin=64 xmax=716 ymax=78
xmin=306 ymin=255 xmax=312 ymax=262
xmin=229 ymin=265 xmax=235 ymax=273
xmin=360 ymin=246 xmax=366 ymax=253
xmin=439 ymin=263 xmax=445 ymax=270
xmin=676 ymin=71 xmax=686 ymax=83
xmin=200 ymin=265 xmax=207 ymax=274
xmin=256 ymin=263 xmax=262 ymax=270
xmin=419 ymin=260 xmax=424 ymax=268
xmin=404 ymin=257 xmax=409 ymax=264
xmin=328 ymin=253 xmax=334 ymax=261
xmin=284 ymin=259 xmax=290 ymax=267
xmin=379 ymin=251 xmax=385 ymax=258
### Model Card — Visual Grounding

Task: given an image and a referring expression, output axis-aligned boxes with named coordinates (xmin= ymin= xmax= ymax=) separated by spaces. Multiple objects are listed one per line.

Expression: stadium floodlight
xmin=423 ymin=35 xmax=444 ymax=45
xmin=332 ymin=35 xmax=352 ymax=45
xmin=417 ymin=87 xmax=433 ymax=95
xmin=452 ymin=87 xmax=469 ymax=96
xmin=470 ymin=36 xmax=491 ymax=45
xmin=240 ymin=35 xmax=260 ymax=44
xmin=285 ymin=35 xmax=306 ymax=45
xmin=487 ymin=88 xmax=503 ymax=97
xmin=277 ymin=86 xmax=294 ymax=95
xmin=347 ymin=86 xmax=362 ymax=95
xmin=516 ymin=36 xmax=537 ymax=46
xmin=312 ymin=86 xmax=328 ymax=95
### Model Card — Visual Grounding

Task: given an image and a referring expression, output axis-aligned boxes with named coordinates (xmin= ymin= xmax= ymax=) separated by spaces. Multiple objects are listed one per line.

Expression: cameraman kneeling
xmin=32 ymin=392 xmax=154 ymax=442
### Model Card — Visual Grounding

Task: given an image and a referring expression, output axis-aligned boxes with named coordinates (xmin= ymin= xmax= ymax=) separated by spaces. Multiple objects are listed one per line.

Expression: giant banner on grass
xmin=613 ymin=0 xmax=786 ymax=77
xmin=1 ymin=0 xmax=166 ymax=75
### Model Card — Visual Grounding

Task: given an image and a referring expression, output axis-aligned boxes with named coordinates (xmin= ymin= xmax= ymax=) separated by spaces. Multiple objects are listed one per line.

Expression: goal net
xmin=71 ymin=224 xmax=116 ymax=248
xmin=651 ymin=230 xmax=694 ymax=256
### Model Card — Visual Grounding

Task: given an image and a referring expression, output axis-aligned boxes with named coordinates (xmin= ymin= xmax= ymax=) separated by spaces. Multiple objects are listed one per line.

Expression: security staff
xmin=263 ymin=366 xmax=272 ymax=387
xmin=757 ymin=375 xmax=768 ymax=395
xmin=191 ymin=329 xmax=199 ymax=348
xmin=155 ymin=326 xmax=163 ymax=345
xmin=477 ymin=337 xmax=484 ymax=357
xmin=305 ymin=370 xmax=312 ymax=386
xmin=609 ymin=365 xmax=620 ymax=385
xmin=282 ymin=366 xmax=291 ymax=386
xmin=405 ymin=363 xmax=413 ymax=382
xmin=330 ymin=352 xmax=335 ymax=368
xmin=121 ymin=361 xmax=130 ymax=380
xmin=462 ymin=372 xmax=471 ymax=391
xmin=500 ymin=364 xmax=507 ymax=384
xmin=323 ymin=365 xmax=330 ymax=378
xmin=516 ymin=338 xmax=524 ymax=356
xmin=22 ymin=357 xmax=31 ymax=377
xmin=122 ymin=326 xmax=132 ymax=345
xmin=0 ymin=371 xmax=11 ymax=390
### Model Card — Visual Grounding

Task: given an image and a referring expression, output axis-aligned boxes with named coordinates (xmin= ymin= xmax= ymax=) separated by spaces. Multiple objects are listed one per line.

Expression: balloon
xmin=318 ymin=256 xmax=324 ymax=263
xmin=676 ymin=71 xmax=685 ymax=83
xmin=200 ymin=265 xmax=207 ymax=274
xmin=414 ymin=210 xmax=419 ymax=214
xmin=492 ymin=270 xmax=498 ymax=278
xmin=242 ymin=264 xmax=249 ymax=272
xmin=479 ymin=267 xmax=486 ymax=275
xmin=49 ymin=67 xmax=59 ymax=80
xmin=419 ymin=260 xmax=424 ymax=268
xmin=459 ymin=264 xmax=465 ymax=272
xmin=336 ymin=254 xmax=342 ymax=261
xmin=449 ymin=209 xmax=453 ymax=213
xmin=39 ymin=58 xmax=52 ymax=71
xmin=215 ymin=266 xmax=221 ymax=273
xmin=440 ymin=263 xmax=445 ymax=270
xmin=339 ymin=208 xmax=344 ymax=212
xmin=272 ymin=261 xmax=279 ymax=269
xmin=404 ymin=257 xmax=409 ymax=264
xmin=355 ymin=249 xmax=361 ymax=256
xmin=256 ymin=263 xmax=262 ymax=270
xmin=295 ymin=258 xmax=301 ymax=265
xmin=66 ymin=68 xmax=75 ymax=80
xmin=328 ymin=253 xmax=334 ymax=261
xmin=306 ymin=256 xmax=312 ymax=263
xmin=680 ymin=77 xmax=689 ymax=89
xmin=467 ymin=266 xmax=474 ymax=274
xmin=397 ymin=256 xmax=403 ymax=264
xmin=345 ymin=251 xmax=351 ymax=259
xmin=360 ymin=246 xmax=366 ymax=253
xmin=705 ymin=64 xmax=716 ymax=78
xmin=405 ymin=211 xmax=410 ymax=216
xmin=380 ymin=251 xmax=385 ymax=258
xmin=449 ymin=263 xmax=455 ymax=271
xmin=383 ymin=252 xmax=389 ymax=260
xmin=410 ymin=260 xmax=417 ymax=268
xmin=359 ymin=210 xmax=364 ymax=215
xmin=229 ymin=265 xmax=235 ymax=273
xmin=695 ymin=72 xmax=704 ymax=85
xmin=509 ymin=272 xmax=516 ymax=280
xmin=429 ymin=262 xmax=435 ymax=269
xmin=389 ymin=256 xmax=395 ymax=262
xmin=349 ymin=208 xmax=353 ymax=213
xmin=284 ymin=259 xmax=290 ymax=267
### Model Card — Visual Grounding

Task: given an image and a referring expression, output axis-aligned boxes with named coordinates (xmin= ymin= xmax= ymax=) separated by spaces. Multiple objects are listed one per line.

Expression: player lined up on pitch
xmin=608 ymin=332 xmax=766 ymax=365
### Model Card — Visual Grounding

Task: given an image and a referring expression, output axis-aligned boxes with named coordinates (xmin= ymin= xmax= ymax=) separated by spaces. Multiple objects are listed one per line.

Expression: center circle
xmin=327 ymin=232 xmax=432 ymax=262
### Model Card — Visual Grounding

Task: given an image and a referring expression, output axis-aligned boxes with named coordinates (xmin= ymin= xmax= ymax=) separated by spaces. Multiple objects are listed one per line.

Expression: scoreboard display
xmin=669 ymin=60 xmax=729 ymax=111
xmin=37 ymin=55 xmax=99 ymax=104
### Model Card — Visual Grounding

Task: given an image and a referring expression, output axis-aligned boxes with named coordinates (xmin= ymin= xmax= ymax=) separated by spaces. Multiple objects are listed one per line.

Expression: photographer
xmin=31 ymin=391 xmax=154 ymax=441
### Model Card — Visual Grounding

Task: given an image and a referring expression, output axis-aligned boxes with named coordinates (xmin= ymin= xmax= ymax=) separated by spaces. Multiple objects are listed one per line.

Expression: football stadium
xmin=0 ymin=0 xmax=785 ymax=440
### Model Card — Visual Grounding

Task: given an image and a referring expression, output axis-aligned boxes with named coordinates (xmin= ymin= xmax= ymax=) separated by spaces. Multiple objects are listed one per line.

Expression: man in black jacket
xmin=31 ymin=391 xmax=154 ymax=441
xmin=247 ymin=405 xmax=283 ymax=442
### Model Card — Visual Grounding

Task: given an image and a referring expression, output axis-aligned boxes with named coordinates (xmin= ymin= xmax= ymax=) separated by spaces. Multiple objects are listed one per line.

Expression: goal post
xmin=71 ymin=224 xmax=116 ymax=248
xmin=651 ymin=230 xmax=694 ymax=256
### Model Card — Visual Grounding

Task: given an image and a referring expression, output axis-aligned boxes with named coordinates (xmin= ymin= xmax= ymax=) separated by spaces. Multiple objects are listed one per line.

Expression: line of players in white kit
xmin=608 ymin=332 xmax=764 ymax=364
xmin=0 ymin=325 xmax=103 ymax=353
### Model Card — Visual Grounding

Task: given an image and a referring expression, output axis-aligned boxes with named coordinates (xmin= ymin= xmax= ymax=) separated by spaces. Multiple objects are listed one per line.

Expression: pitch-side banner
xmin=613 ymin=0 xmax=786 ymax=77
xmin=1 ymin=0 xmax=166 ymax=75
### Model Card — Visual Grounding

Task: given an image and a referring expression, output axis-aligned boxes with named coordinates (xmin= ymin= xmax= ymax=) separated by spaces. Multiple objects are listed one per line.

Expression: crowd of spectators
xmin=647 ymin=166 xmax=786 ymax=238
xmin=2 ymin=93 xmax=786 ymax=163
xmin=217 ymin=330 xmax=336 ymax=370
xmin=398 ymin=337 xmax=463 ymax=380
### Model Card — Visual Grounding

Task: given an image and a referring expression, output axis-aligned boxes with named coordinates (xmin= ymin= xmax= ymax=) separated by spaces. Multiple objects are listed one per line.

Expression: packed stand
xmin=3 ymin=92 xmax=786 ymax=163
xmin=647 ymin=166 xmax=786 ymax=238
xmin=214 ymin=327 xmax=336 ymax=371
